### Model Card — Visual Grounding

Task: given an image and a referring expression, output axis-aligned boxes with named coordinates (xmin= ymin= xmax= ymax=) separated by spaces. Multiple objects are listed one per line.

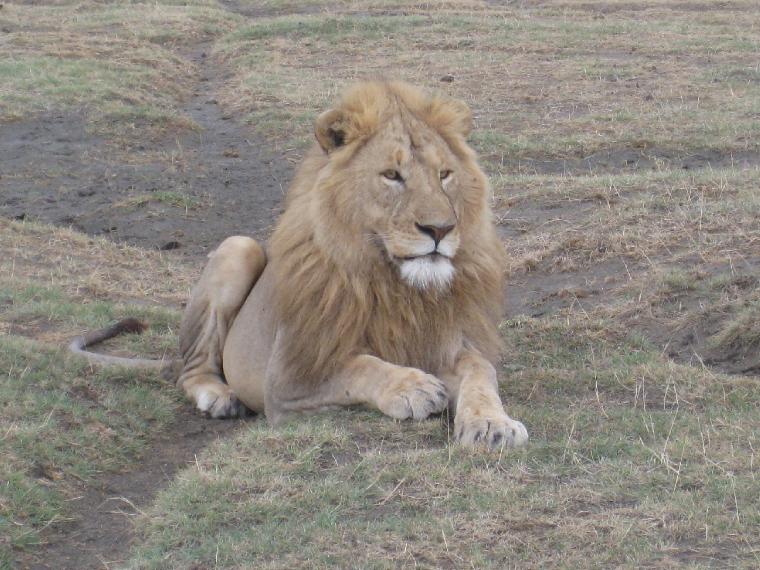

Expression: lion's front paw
xmin=455 ymin=408 xmax=528 ymax=450
xmin=196 ymin=385 xmax=247 ymax=419
xmin=378 ymin=369 xmax=448 ymax=421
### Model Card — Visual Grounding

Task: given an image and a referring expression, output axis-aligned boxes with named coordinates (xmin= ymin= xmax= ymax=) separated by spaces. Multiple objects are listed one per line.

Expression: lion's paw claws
xmin=381 ymin=371 xmax=448 ymax=421
xmin=196 ymin=387 xmax=247 ymax=419
xmin=455 ymin=413 xmax=528 ymax=450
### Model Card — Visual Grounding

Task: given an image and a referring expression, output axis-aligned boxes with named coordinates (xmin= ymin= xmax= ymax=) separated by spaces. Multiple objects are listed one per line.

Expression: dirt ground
xmin=0 ymin=45 xmax=291 ymax=259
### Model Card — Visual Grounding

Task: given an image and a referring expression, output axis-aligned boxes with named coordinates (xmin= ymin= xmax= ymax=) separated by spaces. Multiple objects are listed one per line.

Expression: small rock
xmin=440 ymin=74 xmax=455 ymax=83
xmin=77 ymin=188 xmax=96 ymax=197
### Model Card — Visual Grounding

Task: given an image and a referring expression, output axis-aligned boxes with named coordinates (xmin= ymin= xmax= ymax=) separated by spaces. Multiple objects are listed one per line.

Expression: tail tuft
xmin=114 ymin=318 xmax=149 ymax=335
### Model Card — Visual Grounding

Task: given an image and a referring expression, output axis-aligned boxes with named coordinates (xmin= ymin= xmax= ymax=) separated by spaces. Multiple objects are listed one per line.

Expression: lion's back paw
xmin=379 ymin=370 xmax=448 ymax=421
xmin=196 ymin=386 xmax=248 ymax=419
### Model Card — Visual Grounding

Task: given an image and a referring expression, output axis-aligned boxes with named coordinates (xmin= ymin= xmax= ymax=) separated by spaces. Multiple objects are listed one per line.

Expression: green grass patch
xmin=224 ymin=14 xmax=430 ymax=42
xmin=0 ymin=55 xmax=189 ymax=126
xmin=1 ymin=280 xmax=179 ymax=335
xmin=0 ymin=336 xmax=179 ymax=560
xmin=0 ymin=215 xmax=191 ymax=566
xmin=0 ymin=218 xmax=193 ymax=565
xmin=125 ymin=327 xmax=760 ymax=567
xmin=210 ymin=5 xmax=760 ymax=157
xmin=0 ymin=1 xmax=239 ymax=134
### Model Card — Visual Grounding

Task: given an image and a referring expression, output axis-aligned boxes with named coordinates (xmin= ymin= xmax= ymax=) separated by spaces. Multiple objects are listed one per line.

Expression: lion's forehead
xmin=382 ymin=141 xmax=450 ymax=176
xmin=408 ymin=124 xmax=443 ymax=150
xmin=377 ymin=115 xmax=451 ymax=166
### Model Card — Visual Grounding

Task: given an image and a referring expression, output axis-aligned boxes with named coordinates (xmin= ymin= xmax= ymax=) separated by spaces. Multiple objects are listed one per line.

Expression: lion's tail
xmin=68 ymin=318 xmax=182 ymax=377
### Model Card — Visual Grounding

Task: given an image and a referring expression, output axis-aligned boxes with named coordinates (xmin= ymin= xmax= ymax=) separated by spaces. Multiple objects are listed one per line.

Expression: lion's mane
xmin=268 ymin=81 xmax=506 ymax=390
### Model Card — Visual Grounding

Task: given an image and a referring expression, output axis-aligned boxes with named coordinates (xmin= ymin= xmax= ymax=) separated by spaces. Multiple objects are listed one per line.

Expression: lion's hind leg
xmin=179 ymin=236 xmax=266 ymax=418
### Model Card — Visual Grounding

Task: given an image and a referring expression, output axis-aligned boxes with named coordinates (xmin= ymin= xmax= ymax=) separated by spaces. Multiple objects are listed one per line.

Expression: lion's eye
xmin=440 ymin=169 xmax=453 ymax=181
xmin=381 ymin=169 xmax=403 ymax=182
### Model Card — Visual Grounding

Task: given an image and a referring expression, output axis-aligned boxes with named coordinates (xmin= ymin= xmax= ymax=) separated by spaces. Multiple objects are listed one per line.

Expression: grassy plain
xmin=0 ymin=219 xmax=193 ymax=567
xmin=1 ymin=0 xmax=759 ymax=568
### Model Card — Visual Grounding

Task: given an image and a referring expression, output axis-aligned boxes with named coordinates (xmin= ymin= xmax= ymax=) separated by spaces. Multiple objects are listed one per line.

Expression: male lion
xmin=73 ymin=81 xmax=528 ymax=449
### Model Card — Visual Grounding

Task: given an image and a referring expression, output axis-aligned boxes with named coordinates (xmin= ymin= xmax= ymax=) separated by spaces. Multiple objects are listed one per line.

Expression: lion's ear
xmin=427 ymin=97 xmax=472 ymax=139
xmin=315 ymin=108 xmax=350 ymax=153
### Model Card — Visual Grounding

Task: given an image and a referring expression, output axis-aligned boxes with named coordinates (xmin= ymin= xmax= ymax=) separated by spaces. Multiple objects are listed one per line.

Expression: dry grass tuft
xmin=1 ymin=218 xmax=195 ymax=307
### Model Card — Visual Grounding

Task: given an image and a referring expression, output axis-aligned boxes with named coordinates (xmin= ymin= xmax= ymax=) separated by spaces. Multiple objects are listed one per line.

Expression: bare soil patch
xmin=0 ymin=45 xmax=291 ymax=259
xmin=495 ymin=146 xmax=760 ymax=176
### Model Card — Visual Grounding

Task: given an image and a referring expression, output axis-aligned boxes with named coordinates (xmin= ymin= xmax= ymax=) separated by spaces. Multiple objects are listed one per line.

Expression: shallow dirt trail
xmin=26 ymin=410 xmax=247 ymax=570
xmin=13 ymin=35 xmax=286 ymax=570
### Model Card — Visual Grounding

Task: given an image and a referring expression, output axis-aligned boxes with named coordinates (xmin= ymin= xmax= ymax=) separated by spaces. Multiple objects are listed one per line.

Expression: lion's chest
xmin=363 ymin=294 xmax=461 ymax=374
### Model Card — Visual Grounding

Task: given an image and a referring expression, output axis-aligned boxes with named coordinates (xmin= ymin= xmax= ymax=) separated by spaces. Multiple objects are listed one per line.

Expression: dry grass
xmin=0 ymin=0 xmax=240 ymax=134
xmin=496 ymin=169 xmax=760 ymax=274
xmin=0 ymin=219 xmax=191 ymax=565
xmin=1 ymin=218 xmax=195 ymax=309
xmin=212 ymin=1 xmax=760 ymax=160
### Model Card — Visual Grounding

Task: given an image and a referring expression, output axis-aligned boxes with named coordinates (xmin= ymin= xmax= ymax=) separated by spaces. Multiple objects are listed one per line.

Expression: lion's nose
xmin=415 ymin=222 xmax=456 ymax=245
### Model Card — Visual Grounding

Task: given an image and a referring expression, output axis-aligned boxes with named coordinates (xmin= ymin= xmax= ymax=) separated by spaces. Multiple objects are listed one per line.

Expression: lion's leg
xmin=179 ymin=236 xmax=266 ymax=418
xmin=440 ymin=350 xmax=528 ymax=449
xmin=265 ymin=354 xmax=449 ymax=425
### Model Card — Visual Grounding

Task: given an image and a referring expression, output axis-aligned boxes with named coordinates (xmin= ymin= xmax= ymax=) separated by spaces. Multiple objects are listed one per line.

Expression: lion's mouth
xmin=397 ymin=251 xmax=449 ymax=262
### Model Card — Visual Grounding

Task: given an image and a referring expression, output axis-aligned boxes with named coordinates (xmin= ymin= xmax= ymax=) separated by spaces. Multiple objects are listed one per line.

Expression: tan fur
xmin=178 ymin=81 xmax=528 ymax=448
xmin=270 ymin=81 xmax=503 ymax=388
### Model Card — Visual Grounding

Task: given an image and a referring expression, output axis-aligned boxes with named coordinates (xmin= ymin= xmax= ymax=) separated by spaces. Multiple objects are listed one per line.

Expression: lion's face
xmin=355 ymin=114 xmax=466 ymax=290
xmin=314 ymin=84 xmax=483 ymax=291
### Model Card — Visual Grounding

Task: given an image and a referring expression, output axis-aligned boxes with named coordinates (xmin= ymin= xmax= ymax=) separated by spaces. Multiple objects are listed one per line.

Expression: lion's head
xmin=270 ymin=81 xmax=504 ymax=385
xmin=311 ymin=82 xmax=474 ymax=290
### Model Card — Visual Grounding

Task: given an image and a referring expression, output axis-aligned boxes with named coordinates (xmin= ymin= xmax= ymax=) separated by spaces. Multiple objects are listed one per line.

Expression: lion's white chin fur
xmin=399 ymin=255 xmax=455 ymax=290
